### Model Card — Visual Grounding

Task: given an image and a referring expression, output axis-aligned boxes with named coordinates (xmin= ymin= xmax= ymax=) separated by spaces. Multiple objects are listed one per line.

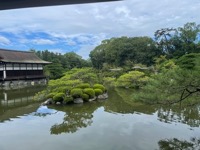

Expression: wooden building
xmin=0 ymin=49 xmax=51 ymax=82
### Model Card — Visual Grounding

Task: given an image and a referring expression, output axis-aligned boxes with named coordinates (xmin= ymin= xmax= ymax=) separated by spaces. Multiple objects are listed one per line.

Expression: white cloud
xmin=32 ymin=39 xmax=56 ymax=45
xmin=0 ymin=36 xmax=10 ymax=45
xmin=0 ymin=0 xmax=200 ymax=57
xmin=1 ymin=0 xmax=199 ymax=36
xmin=76 ymin=44 xmax=97 ymax=60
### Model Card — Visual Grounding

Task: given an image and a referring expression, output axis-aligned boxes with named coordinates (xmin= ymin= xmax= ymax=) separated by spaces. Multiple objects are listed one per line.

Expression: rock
xmin=98 ymin=93 xmax=108 ymax=100
xmin=56 ymin=102 xmax=61 ymax=105
xmin=42 ymin=98 xmax=53 ymax=105
xmin=74 ymin=98 xmax=84 ymax=104
xmin=89 ymin=96 xmax=97 ymax=102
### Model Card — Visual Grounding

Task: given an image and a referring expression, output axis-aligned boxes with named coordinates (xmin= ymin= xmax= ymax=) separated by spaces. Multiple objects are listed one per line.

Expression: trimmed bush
xmin=64 ymin=96 xmax=74 ymax=103
xmin=81 ymin=93 xmax=89 ymax=101
xmin=53 ymin=86 xmax=72 ymax=93
xmin=94 ymin=89 xmax=103 ymax=96
xmin=46 ymin=92 xmax=56 ymax=99
xmin=83 ymin=88 xmax=95 ymax=98
xmin=70 ymin=88 xmax=83 ymax=98
xmin=53 ymin=93 xmax=65 ymax=102
xmin=93 ymin=84 xmax=106 ymax=92
xmin=76 ymin=83 xmax=90 ymax=89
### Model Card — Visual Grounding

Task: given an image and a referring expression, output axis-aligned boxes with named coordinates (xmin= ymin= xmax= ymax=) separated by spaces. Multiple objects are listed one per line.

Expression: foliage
xmin=90 ymin=36 xmax=161 ymax=69
xmin=64 ymin=96 xmax=74 ymax=103
xmin=155 ymin=57 xmax=177 ymax=72
xmin=83 ymin=88 xmax=95 ymax=98
xmin=133 ymin=67 xmax=200 ymax=105
xmin=93 ymin=84 xmax=106 ymax=92
xmin=103 ymin=77 xmax=116 ymax=86
xmin=81 ymin=94 xmax=90 ymax=101
xmin=52 ymin=86 xmax=71 ymax=93
xmin=76 ymin=83 xmax=90 ymax=89
xmin=33 ymin=50 xmax=91 ymax=79
xmin=46 ymin=92 xmax=56 ymax=99
xmin=176 ymin=53 xmax=200 ymax=70
xmin=69 ymin=68 xmax=99 ymax=84
xmin=154 ymin=22 xmax=200 ymax=58
xmin=44 ymin=63 xmax=65 ymax=79
xmin=70 ymin=88 xmax=83 ymax=98
xmin=53 ymin=93 xmax=65 ymax=102
xmin=94 ymin=89 xmax=103 ymax=96
xmin=116 ymin=71 xmax=149 ymax=88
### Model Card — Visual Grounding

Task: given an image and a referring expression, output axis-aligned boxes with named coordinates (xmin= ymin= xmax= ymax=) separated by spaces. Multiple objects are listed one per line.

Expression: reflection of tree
xmin=50 ymin=102 xmax=103 ymax=135
xmin=104 ymin=88 xmax=158 ymax=114
xmin=158 ymin=137 xmax=200 ymax=150
xmin=157 ymin=106 xmax=200 ymax=127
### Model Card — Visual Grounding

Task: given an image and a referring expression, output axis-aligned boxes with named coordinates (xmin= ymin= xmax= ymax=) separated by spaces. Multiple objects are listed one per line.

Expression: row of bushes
xmin=46 ymin=83 xmax=106 ymax=104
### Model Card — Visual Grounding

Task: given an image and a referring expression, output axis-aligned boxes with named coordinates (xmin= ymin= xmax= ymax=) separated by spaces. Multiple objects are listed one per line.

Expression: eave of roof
xmin=0 ymin=0 xmax=121 ymax=10
xmin=0 ymin=49 xmax=51 ymax=64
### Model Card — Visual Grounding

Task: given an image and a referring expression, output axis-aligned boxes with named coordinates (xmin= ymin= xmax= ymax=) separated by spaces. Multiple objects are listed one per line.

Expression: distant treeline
xmin=31 ymin=50 xmax=91 ymax=79
xmin=33 ymin=22 xmax=200 ymax=78
xmin=89 ymin=22 xmax=200 ymax=69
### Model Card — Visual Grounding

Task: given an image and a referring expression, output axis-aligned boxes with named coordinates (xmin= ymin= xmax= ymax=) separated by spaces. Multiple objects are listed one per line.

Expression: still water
xmin=0 ymin=87 xmax=200 ymax=150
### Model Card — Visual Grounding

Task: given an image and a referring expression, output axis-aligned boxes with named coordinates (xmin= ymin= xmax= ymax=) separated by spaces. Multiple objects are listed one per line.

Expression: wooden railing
xmin=1 ymin=75 xmax=46 ymax=81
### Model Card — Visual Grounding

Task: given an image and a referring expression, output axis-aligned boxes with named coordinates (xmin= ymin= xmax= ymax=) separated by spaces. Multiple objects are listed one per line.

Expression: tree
xmin=116 ymin=71 xmax=149 ymax=88
xmin=89 ymin=36 xmax=161 ymax=69
xmin=154 ymin=28 xmax=177 ymax=56
xmin=154 ymin=22 xmax=200 ymax=58
xmin=133 ymin=53 xmax=200 ymax=105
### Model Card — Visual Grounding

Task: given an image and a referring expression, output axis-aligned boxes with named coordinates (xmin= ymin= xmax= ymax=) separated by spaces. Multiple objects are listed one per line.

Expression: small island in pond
xmin=34 ymin=68 xmax=108 ymax=105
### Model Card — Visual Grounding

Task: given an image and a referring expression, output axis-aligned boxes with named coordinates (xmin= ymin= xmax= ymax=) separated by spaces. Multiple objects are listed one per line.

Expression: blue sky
xmin=0 ymin=0 xmax=200 ymax=59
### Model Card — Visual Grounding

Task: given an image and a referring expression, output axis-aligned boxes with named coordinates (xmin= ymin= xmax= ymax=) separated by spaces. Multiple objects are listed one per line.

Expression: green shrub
xmin=81 ymin=93 xmax=89 ymax=101
xmin=70 ymin=88 xmax=83 ymax=98
xmin=64 ymin=96 xmax=74 ymax=103
xmin=83 ymin=88 xmax=95 ymax=98
xmin=103 ymin=77 xmax=116 ymax=86
xmin=53 ymin=93 xmax=65 ymax=102
xmin=94 ymin=89 xmax=103 ymax=96
xmin=93 ymin=84 xmax=106 ymax=92
xmin=76 ymin=83 xmax=90 ymax=89
xmin=53 ymin=86 xmax=72 ymax=93
xmin=46 ymin=92 xmax=56 ymax=99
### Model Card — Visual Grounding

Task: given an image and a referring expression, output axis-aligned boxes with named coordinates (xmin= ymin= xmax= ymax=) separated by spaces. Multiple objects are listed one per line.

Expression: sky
xmin=0 ymin=0 xmax=199 ymax=59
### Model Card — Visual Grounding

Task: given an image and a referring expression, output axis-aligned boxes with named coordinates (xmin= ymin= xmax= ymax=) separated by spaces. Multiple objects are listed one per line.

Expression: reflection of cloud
xmin=35 ymin=106 xmax=58 ymax=117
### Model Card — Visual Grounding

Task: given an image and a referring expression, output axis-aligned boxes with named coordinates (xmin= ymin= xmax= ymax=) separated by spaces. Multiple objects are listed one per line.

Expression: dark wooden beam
xmin=0 ymin=0 xmax=121 ymax=10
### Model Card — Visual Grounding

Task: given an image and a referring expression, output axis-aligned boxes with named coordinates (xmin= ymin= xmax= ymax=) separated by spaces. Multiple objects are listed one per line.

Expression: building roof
xmin=0 ymin=49 xmax=51 ymax=64
xmin=0 ymin=0 xmax=120 ymax=10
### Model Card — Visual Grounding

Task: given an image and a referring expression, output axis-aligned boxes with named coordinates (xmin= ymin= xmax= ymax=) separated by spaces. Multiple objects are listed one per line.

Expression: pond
xmin=0 ymin=87 xmax=200 ymax=150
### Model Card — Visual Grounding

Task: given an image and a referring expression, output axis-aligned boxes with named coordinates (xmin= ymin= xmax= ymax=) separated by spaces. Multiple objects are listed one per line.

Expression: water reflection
xmin=34 ymin=106 xmax=58 ymax=117
xmin=0 ymin=87 xmax=200 ymax=150
xmin=158 ymin=137 xmax=200 ymax=150
xmin=44 ymin=88 xmax=200 ymax=136
xmin=109 ymin=88 xmax=200 ymax=128
xmin=157 ymin=106 xmax=200 ymax=127
xmin=0 ymin=85 xmax=46 ymax=122
xmin=50 ymin=102 xmax=103 ymax=134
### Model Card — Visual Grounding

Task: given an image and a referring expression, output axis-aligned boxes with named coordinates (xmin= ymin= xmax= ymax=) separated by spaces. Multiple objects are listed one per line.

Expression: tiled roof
xmin=0 ymin=49 xmax=51 ymax=64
